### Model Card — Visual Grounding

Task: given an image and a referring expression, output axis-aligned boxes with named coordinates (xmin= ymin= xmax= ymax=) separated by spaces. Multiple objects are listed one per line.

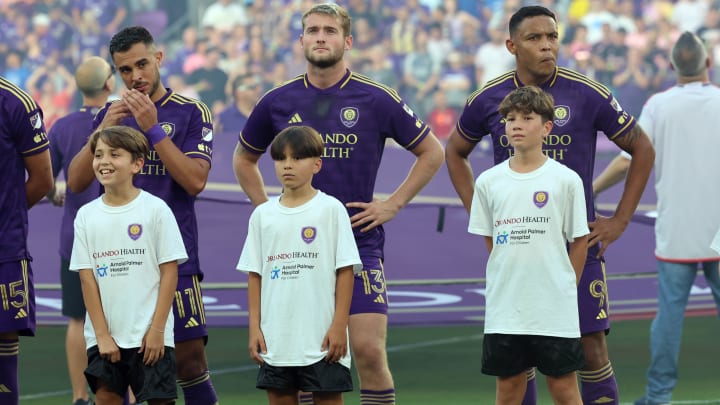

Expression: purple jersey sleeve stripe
xmin=402 ymin=125 xmax=431 ymax=150
xmin=238 ymin=132 xmax=265 ymax=154
xmin=0 ymin=81 xmax=37 ymax=112
xmin=22 ymin=140 xmax=50 ymax=155
xmin=186 ymin=151 xmax=212 ymax=161
xmin=608 ymin=116 xmax=636 ymax=140
xmin=456 ymin=123 xmax=482 ymax=143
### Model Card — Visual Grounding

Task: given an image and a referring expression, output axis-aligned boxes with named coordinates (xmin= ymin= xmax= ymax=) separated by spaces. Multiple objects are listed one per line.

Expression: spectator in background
xmin=437 ymin=51 xmax=472 ymax=110
xmin=671 ymin=0 xmax=709 ymax=33
xmin=427 ymin=89 xmax=458 ymax=141
xmin=166 ymin=26 xmax=198 ymax=76
xmin=402 ymin=30 xmax=440 ymax=120
xmin=217 ymin=74 xmax=262 ymax=135
xmin=70 ymin=9 xmax=110 ymax=66
xmin=188 ymin=46 xmax=229 ymax=111
xmin=1 ymin=50 xmax=31 ymax=88
xmin=72 ymin=0 xmax=127 ymax=36
xmin=200 ymin=0 xmax=250 ymax=36
xmin=25 ymin=57 xmax=76 ymax=129
xmin=612 ymin=48 xmax=653 ymax=117
xmin=363 ymin=44 xmax=399 ymax=89
xmin=581 ymin=0 xmax=615 ymax=44
xmin=474 ymin=27 xmax=514 ymax=87
xmin=426 ymin=22 xmax=453 ymax=71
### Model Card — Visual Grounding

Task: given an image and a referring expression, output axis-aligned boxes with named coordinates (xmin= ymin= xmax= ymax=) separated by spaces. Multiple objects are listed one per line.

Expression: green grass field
xmin=18 ymin=316 xmax=720 ymax=404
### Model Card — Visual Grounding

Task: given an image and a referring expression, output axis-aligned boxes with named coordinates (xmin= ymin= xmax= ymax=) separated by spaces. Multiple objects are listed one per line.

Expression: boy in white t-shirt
xmin=469 ymin=86 xmax=590 ymax=405
xmin=70 ymin=126 xmax=187 ymax=405
xmin=236 ymin=125 xmax=362 ymax=405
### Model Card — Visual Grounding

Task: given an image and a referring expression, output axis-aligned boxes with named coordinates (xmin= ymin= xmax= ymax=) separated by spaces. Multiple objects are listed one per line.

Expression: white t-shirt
xmin=236 ymin=191 xmax=362 ymax=368
xmin=469 ymin=158 xmax=589 ymax=338
xmin=638 ymin=82 xmax=720 ymax=261
xmin=70 ymin=190 xmax=188 ymax=349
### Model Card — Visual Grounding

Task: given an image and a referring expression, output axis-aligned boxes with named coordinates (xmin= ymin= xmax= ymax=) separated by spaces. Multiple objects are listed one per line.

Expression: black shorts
xmin=85 ymin=345 xmax=177 ymax=402
xmin=60 ymin=258 xmax=85 ymax=319
xmin=482 ymin=334 xmax=585 ymax=377
xmin=257 ymin=360 xmax=353 ymax=393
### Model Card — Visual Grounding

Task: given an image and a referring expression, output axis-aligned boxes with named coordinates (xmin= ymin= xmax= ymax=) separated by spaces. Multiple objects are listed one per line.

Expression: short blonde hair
xmin=302 ymin=3 xmax=352 ymax=37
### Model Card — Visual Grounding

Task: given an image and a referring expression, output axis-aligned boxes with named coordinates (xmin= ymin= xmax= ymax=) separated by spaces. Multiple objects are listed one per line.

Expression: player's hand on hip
xmin=139 ymin=329 xmax=165 ymax=366
xmin=588 ymin=213 xmax=626 ymax=258
xmin=248 ymin=327 xmax=267 ymax=365
xmin=122 ymin=89 xmax=159 ymax=132
xmin=97 ymin=335 xmax=121 ymax=363
xmin=346 ymin=199 xmax=400 ymax=233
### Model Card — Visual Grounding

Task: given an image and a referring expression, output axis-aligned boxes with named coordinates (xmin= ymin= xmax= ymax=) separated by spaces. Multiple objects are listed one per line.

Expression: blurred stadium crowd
xmin=2 ymin=0 xmax=720 ymax=140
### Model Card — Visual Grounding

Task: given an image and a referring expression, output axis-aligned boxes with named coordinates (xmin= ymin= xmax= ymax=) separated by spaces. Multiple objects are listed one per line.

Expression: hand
xmin=48 ymin=184 xmax=66 ymax=206
xmin=97 ymin=335 xmax=121 ymax=363
xmin=588 ymin=214 xmax=628 ymax=258
xmin=248 ymin=327 xmax=267 ymax=365
xmin=321 ymin=324 xmax=347 ymax=363
xmin=98 ymin=101 xmax=132 ymax=131
xmin=346 ymin=199 xmax=400 ymax=233
xmin=139 ymin=328 xmax=165 ymax=366
xmin=122 ymin=89 xmax=159 ymax=132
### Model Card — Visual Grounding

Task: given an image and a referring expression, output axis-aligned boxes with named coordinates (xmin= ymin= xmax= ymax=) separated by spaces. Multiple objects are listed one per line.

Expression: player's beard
xmin=305 ymin=48 xmax=344 ymax=69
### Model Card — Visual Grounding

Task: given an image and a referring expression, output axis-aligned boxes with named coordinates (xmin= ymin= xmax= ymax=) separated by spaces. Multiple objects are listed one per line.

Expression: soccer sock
xmin=521 ymin=368 xmax=537 ymax=405
xmin=360 ymin=388 xmax=396 ymax=405
xmin=0 ymin=339 xmax=20 ymax=405
xmin=579 ymin=362 xmax=619 ymax=405
xmin=299 ymin=392 xmax=315 ymax=404
xmin=178 ymin=370 xmax=219 ymax=405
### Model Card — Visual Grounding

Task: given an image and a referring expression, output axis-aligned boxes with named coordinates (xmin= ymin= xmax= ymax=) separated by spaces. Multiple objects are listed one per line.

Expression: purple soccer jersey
xmin=49 ymin=107 xmax=102 ymax=261
xmin=93 ymin=89 xmax=213 ymax=277
xmin=0 ymin=76 xmax=50 ymax=263
xmin=241 ymin=69 xmax=431 ymax=259
xmin=457 ymin=67 xmax=632 ymax=333
xmin=457 ymin=67 xmax=636 ymax=223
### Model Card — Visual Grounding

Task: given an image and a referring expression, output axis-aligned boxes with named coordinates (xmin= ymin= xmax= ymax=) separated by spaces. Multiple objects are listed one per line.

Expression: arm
xmin=79 ymin=268 xmax=120 ymax=362
xmin=445 ymin=128 xmax=479 ymax=213
xmin=140 ymin=260 xmax=178 ymax=366
xmin=588 ymin=125 xmax=654 ymax=256
xmin=592 ymin=153 xmax=631 ymax=196
xmin=568 ymin=235 xmax=589 ymax=285
xmin=483 ymin=236 xmax=493 ymax=253
xmin=233 ymin=142 xmax=269 ymax=207
xmin=346 ymin=132 xmax=444 ymax=232
xmin=123 ymin=90 xmax=210 ymax=196
xmin=247 ymin=272 xmax=266 ymax=364
xmin=24 ymin=150 xmax=53 ymax=208
xmin=322 ymin=266 xmax=354 ymax=363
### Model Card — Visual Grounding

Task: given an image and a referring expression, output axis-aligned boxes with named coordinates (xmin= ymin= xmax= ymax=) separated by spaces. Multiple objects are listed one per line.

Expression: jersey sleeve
xmin=333 ymin=199 xmax=362 ymax=273
xmin=155 ymin=200 xmax=189 ymax=265
xmin=182 ymin=100 xmax=213 ymax=163
xmin=48 ymin=123 xmax=63 ymax=178
xmin=380 ymin=94 xmax=431 ymax=151
xmin=92 ymin=102 xmax=112 ymax=131
xmin=564 ymin=171 xmax=590 ymax=242
xmin=236 ymin=208 xmax=264 ymax=274
xmin=455 ymin=93 xmax=491 ymax=144
xmin=239 ymin=95 xmax=276 ymax=154
xmin=69 ymin=205 xmax=92 ymax=271
xmin=468 ymin=173 xmax=493 ymax=237
xmin=9 ymin=91 xmax=49 ymax=157
xmin=595 ymin=92 xmax=637 ymax=142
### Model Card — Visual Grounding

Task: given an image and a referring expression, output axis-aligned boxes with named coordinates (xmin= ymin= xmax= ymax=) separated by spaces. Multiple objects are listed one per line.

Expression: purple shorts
xmin=172 ymin=274 xmax=208 ymax=343
xmin=578 ymin=255 xmax=610 ymax=335
xmin=0 ymin=259 xmax=35 ymax=336
xmin=350 ymin=257 xmax=388 ymax=315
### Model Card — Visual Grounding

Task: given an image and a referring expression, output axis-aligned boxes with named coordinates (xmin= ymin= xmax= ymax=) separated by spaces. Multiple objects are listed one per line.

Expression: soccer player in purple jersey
xmin=66 ymin=27 xmax=219 ymax=405
xmin=0 ymin=75 xmax=54 ymax=405
xmin=48 ymin=56 xmax=114 ymax=405
xmin=233 ymin=4 xmax=444 ymax=405
xmin=445 ymin=6 xmax=655 ymax=405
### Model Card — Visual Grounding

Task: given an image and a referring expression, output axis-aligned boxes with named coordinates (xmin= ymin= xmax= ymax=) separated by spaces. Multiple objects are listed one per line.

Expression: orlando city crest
xmin=128 ymin=223 xmax=143 ymax=241
xmin=340 ymin=107 xmax=358 ymax=128
xmin=160 ymin=122 xmax=175 ymax=138
xmin=553 ymin=106 xmax=570 ymax=127
xmin=301 ymin=226 xmax=317 ymax=244
xmin=533 ymin=191 xmax=548 ymax=208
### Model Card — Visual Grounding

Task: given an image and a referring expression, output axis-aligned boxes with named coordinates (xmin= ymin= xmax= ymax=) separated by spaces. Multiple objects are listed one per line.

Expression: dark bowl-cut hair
xmin=109 ymin=26 xmax=156 ymax=56
xmin=498 ymin=86 xmax=555 ymax=123
xmin=509 ymin=6 xmax=556 ymax=37
xmin=270 ymin=126 xmax=325 ymax=160
xmin=89 ymin=124 xmax=150 ymax=162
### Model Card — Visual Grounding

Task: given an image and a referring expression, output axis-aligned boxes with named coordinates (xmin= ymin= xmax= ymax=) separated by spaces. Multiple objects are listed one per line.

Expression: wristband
xmin=145 ymin=124 xmax=167 ymax=145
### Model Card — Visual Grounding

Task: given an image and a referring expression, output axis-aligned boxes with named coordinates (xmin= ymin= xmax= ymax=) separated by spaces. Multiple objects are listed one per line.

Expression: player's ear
xmin=506 ymin=38 xmax=516 ymax=55
xmin=344 ymin=35 xmax=353 ymax=51
xmin=132 ymin=157 xmax=145 ymax=175
xmin=155 ymin=50 xmax=164 ymax=65
xmin=314 ymin=158 xmax=322 ymax=174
